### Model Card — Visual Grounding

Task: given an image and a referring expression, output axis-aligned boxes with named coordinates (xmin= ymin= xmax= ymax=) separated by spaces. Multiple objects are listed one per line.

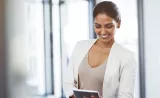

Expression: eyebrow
xmin=94 ymin=23 xmax=113 ymax=25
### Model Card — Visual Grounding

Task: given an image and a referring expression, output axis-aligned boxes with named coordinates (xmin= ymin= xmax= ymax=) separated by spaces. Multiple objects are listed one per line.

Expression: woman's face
xmin=94 ymin=13 xmax=120 ymax=43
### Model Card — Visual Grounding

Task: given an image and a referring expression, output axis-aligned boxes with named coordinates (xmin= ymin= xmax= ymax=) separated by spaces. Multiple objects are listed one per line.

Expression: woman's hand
xmin=69 ymin=94 xmax=75 ymax=98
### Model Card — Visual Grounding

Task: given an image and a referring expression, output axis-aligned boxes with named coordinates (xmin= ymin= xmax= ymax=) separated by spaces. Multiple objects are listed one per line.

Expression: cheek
xmin=108 ymin=28 xmax=116 ymax=34
xmin=94 ymin=27 xmax=117 ymax=35
xmin=94 ymin=28 xmax=101 ymax=34
xmin=108 ymin=29 xmax=114 ymax=34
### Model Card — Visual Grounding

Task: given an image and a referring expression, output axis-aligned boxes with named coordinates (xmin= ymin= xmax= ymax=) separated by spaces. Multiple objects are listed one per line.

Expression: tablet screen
xmin=73 ymin=89 xmax=100 ymax=98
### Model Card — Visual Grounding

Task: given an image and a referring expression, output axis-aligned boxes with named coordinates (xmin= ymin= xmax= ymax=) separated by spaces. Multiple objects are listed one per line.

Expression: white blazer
xmin=63 ymin=39 xmax=136 ymax=98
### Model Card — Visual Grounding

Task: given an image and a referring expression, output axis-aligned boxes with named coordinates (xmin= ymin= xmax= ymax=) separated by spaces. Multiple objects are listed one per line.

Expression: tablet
xmin=73 ymin=89 xmax=100 ymax=98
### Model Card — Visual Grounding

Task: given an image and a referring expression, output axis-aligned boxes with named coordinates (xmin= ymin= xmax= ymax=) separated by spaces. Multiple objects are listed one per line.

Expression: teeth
xmin=101 ymin=34 xmax=108 ymax=38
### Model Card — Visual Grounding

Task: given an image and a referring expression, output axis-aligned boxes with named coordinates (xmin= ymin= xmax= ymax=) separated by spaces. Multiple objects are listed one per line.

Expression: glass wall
xmin=24 ymin=0 xmax=45 ymax=95
xmin=53 ymin=0 xmax=91 ymax=97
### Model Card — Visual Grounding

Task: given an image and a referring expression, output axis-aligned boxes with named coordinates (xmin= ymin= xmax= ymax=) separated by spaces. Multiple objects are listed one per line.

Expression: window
xmin=24 ymin=0 xmax=46 ymax=95
xmin=54 ymin=0 xmax=93 ymax=97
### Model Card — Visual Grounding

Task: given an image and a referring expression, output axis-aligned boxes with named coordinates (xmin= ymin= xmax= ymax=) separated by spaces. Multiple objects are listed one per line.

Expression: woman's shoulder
xmin=73 ymin=39 xmax=97 ymax=49
xmin=114 ymin=43 xmax=137 ymax=69
xmin=71 ymin=39 xmax=96 ymax=54
xmin=114 ymin=42 xmax=135 ymax=60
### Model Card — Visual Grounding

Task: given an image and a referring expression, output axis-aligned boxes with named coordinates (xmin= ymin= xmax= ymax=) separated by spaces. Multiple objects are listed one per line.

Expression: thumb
xmin=90 ymin=95 xmax=96 ymax=98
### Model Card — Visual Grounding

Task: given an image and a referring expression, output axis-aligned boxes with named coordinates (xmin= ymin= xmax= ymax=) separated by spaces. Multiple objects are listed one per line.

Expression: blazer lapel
xmin=102 ymin=42 xmax=119 ymax=97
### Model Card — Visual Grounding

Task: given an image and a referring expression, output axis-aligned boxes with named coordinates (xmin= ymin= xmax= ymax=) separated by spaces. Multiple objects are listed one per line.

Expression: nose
xmin=101 ymin=28 xmax=106 ymax=35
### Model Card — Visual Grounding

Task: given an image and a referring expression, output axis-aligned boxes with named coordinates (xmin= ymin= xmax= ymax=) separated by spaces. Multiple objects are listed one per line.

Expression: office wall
xmin=143 ymin=0 xmax=160 ymax=98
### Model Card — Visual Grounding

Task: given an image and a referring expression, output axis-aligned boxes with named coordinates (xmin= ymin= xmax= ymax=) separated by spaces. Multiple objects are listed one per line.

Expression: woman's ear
xmin=117 ymin=20 xmax=121 ymax=28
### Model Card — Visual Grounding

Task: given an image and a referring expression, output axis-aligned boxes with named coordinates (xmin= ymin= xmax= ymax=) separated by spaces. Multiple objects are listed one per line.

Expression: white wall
xmin=143 ymin=0 xmax=160 ymax=98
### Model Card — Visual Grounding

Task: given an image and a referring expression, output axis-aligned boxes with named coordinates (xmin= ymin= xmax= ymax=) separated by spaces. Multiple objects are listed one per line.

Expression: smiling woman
xmin=63 ymin=1 xmax=136 ymax=98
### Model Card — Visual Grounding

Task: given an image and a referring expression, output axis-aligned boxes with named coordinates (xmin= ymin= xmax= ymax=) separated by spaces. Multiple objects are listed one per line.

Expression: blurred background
xmin=0 ymin=0 xmax=160 ymax=98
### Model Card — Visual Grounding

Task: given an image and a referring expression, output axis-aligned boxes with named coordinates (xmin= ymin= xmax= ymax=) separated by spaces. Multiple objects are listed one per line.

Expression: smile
xmin=101 ymin=34 xmax=109 ymax=38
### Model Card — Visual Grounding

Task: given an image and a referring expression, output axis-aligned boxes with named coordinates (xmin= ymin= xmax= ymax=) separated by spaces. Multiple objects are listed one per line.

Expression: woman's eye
xmin=96 ymin=26 xmax=100 ymax=28
xmin=107 ymin=25 xmax=113 ymax=28
xmin=95 ymin=25 xmax=101 ymax=28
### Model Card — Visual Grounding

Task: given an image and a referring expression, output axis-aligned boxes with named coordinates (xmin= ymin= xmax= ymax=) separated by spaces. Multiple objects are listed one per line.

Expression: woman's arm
xmin=63 ymin=56 xmax=77 ymax=98
xmin=118 ymin=54 xmax=136 ymax=98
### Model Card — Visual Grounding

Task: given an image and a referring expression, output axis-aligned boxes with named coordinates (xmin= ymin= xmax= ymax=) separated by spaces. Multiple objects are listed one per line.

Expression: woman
xmin=63 ymin=1 xmax=136 ymax=98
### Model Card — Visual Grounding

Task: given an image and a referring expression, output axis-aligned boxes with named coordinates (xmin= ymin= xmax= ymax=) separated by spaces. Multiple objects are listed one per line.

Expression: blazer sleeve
xmin=118 ymin=54 xmax=137 ymax=98
xmin=63 ymin=42 xmax=79 ymax=98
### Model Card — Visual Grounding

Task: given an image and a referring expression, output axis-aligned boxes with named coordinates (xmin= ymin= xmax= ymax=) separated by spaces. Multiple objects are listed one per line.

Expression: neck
xmin=96 ymin=38 xmax=115 ymax=49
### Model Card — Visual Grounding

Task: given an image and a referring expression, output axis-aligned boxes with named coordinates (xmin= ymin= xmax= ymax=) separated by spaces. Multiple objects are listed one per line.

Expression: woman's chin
xmin=99 ymin=38 xmax=112 ymax=43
